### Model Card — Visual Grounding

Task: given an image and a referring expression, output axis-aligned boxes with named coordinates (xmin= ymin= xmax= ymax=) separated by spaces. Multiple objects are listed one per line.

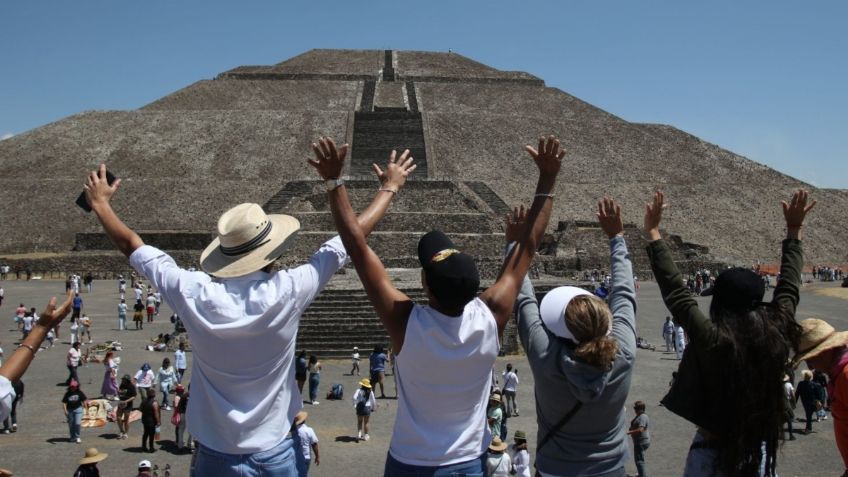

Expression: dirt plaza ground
xmin=0 ymin=277 xmax=845 ymax=476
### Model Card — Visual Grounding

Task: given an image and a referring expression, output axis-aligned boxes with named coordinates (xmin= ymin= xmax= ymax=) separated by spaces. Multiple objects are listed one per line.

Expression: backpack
xmin=329 ymin=383 xmax=343 ymax=400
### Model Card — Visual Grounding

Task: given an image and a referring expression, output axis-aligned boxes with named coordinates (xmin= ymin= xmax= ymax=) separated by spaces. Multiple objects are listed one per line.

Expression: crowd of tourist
xmin=0 ymin=135 xmax=842 ymax=477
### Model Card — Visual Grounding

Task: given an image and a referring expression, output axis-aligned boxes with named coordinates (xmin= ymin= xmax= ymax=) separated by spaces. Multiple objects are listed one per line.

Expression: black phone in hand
xmin=76 ymin=169 xmax=116 ymax=212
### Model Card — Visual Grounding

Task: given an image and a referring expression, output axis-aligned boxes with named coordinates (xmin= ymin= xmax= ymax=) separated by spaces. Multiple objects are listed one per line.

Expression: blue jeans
xmin=68 ymin=407 xmax=83 ymax=440
xmin=308 ymin=373 xmax=320 ymax=402
xmin=191 ymin=436 xmax=297 ymax=477
xmin=634 ymin=442 xmax=649 ymax=477
xmin=383 ymin=452 xmax=485 ymax=477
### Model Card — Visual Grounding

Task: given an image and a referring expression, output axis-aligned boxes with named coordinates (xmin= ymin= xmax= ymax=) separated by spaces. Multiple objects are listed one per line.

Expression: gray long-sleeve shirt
xmin=516 ymin=235 xmax=637 ymax=477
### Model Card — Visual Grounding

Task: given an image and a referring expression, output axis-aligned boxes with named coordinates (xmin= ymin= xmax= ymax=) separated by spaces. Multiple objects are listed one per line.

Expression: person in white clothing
xmin=83 ymin=147 xmax=412 ymax=476
xmin=316 ymin=135 xmax=563 ymax=474
xmin=508 ymin=430 xmax=531 ymax=477
xmin=502 ymin=363 xmax=520 ymax=417
xmin=293 ymin=411 xmax=320 ymax=474
xmin=486 ymin=437 xmax=513 ymax=477
xmin=352 ymin=378 xmax=377 ymax=441
xmin=675 ymin=324 xmax=687 ymax=360
xmin=174 ymin=342 xmax=187 ymax=383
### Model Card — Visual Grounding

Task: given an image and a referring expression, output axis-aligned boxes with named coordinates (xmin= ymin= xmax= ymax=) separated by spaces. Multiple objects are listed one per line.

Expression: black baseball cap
xmin=418 ymin=231 xmax=480 ymax=310
xmin=711 ymin=267 xmax=765 ymax=314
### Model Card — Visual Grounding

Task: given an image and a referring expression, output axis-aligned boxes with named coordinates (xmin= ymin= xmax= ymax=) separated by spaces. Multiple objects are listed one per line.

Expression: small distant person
xmin=62 ymin=379 xmax=88 ymax=443
xmin=307 ymin=355 xmax=322 ymax=405
xmin=84 ymin=273 xmax=93 ymax=293
xmin=352 ymin=378 xmax=377 ymax=441
xmin=485 ymin=437 xmax=512 ymax=477
xmin=135 ymin=460 xmax=153 ymax=477
xmin=674 ymin=324 xmax=686 ymax=360
xmin=351 ymin=346 xmax=361 ymax=376
xmin=174 ymin=342 xmax=187 ymax=383
xmin=369 ymin=345 xmax=388 ymax=399
xmin=66 ymin=342 xmax=82 ymax=386
xmin=502 ymin=364 xmax=519 ymax=417
xmin=627 ymin=401 xmax=651 ymax=477
xmin=73 ymin=447 xmax=108 ymax=477
xmin=116 ymin=374 xmax=136 ymax=440
xmin=295 ymin=351 xmax=308 ymax=397
xmin=117 ymin=299 xmax=128 ymax=331
xmin=133 ymin=301 xmax=144 ymax=330
xmin=139 ymin=387 xmax=161 ymax=453
xmin=508 ymin=430 xmax=531 ymax=477
xmin=72 ymin=293 xmax=83 ymax=320
xmin=662 ymin=316 xmax=674 ymax=352
xmin=79 ymin=313 xmax=92 ymax=344
xmin=293 ymin=411 xmax=319 ymax=474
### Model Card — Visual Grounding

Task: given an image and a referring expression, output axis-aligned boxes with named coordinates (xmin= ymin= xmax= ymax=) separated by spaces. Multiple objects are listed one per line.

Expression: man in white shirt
xmin=502 ymin=363 xmax=520 ymax=417
xmin=83 ymin=149 xmax=410 ymax=476
xmin=315 ymin=135 xmax=562 ymax=473
xmin=293 ymin=411 xmax=320 ymax=474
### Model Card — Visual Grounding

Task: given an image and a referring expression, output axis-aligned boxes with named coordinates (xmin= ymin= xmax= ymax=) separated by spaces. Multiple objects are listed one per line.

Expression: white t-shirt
xmin=174 ymin=349 xmax=187 ymax=370
xmin=503 ymin=371 xmax=519 ymax=392
xmin=352 ymin=388 xmax=377 ymax=411
xmin=67 ymin=347 xmax=81 ymax=367
xmin=509 ymin=445 xmax=531 ymax=477
xmin=134 ymin=288 xmax=143 ymax=301
xmin=130 ymin=237 xmax=348 ymax=454
xmin=390 ymin=298 xmax=499 ymax=466
xmin=135 ymin=369 xmax=155 ymax=388
xmin=486 ymin=452 xmax=513 ymax=477
xmin=22 ymin=316 xmax=34 ymax=331
xmin=296 ymin=424 xmax=318 ymax=460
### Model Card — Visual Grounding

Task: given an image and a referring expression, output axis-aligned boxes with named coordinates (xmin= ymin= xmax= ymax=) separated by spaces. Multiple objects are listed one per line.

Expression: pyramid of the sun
xmin=0 ymin=49 xmax=845 ymax=275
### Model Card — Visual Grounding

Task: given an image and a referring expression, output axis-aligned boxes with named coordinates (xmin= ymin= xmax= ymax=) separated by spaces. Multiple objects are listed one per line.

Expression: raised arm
xmin=308 ymin=137 xmax=416 ymax=353
xmin=643 ymin=192 xmax=712 ymax=343
xmin=0 ymin=293 xmax=73 ymax=383
xmin=772 ymin=189 xmax=815 ymax=314
xmin=597 ymin=198 xmax=637 ymax=338
xmin=85 ymin=164 xmax=145 ymax=257
xmin=481 ymin=136 xmax=562 ymax=336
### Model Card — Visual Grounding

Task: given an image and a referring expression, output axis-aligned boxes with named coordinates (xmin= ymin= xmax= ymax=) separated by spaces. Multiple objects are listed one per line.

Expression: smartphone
xmin=76 ymin=169 xmax=117 ymax=212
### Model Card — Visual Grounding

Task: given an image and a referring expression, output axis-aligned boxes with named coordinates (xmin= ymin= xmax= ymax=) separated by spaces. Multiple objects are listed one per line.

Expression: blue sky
xmin=1 ymin=1 xmax=846 ymax=188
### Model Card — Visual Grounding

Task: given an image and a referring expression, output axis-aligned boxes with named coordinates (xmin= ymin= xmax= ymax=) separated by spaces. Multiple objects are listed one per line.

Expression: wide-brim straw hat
xmin=796 ymin=318 xmax=848 ymax=363
xmin=79 ymin=448 xmax=108 ymax=465
xmin=489 ymin=437 xmax=508 ymax=452
xmin=294 ymin=410 xmax=308 ymax=426
xmin=489 ymin=393 xmax=501 ymax=403
xmin=201 ymin=203 xmax=300 ymax=278
xmin=359 ymin=378 xmax=372 ymax=389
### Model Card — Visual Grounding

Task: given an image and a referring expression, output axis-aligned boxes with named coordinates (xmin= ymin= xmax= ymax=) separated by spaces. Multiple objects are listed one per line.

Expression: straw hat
xmin=796 ymin=318 xmax=848 ymax=363
xmin=359 ymin=378 xmax=372 ymax=389
xmin=294 ymin=410 xmax=308 ymax=426
xmin=489 ymin=393 xmax=501 ymax=403
xmin=79 ymin=448 xmax=108 ymax=465
xmin=200 ymin=203 xmax=300 ymax=278
xmin=488 ymin=437 xmax=508 ymax=452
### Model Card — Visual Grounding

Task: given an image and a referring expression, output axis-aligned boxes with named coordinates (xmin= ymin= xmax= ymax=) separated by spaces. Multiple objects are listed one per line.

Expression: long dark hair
xmin=710 ymin=302 xmax=802 ymax=476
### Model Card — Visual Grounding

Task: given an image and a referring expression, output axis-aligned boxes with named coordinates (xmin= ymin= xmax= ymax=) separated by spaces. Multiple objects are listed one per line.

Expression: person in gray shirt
xmin=627 ymin=400 xmax=650 ymax=477
xmin=512 ymin=197 xmax=637 ymax=477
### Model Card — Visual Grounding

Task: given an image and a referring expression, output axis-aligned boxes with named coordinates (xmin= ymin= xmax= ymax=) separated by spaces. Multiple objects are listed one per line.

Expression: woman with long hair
xmin=644 ymin=190 xmax=812 ymax=476
xmin=513 ymin=198 xmax=637 ymax=476
xmin=100 ymin=351 xmax=119 ymax=400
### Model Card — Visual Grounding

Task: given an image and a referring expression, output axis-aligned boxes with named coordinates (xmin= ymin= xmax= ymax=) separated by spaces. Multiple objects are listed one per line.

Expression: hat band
xmin=430 ymin=248 xmax=460 ymax=263
xmin=220 ymin=222 xmax=273 ymax=257
xmin=798 ymin=329 xmax=837 ymax=357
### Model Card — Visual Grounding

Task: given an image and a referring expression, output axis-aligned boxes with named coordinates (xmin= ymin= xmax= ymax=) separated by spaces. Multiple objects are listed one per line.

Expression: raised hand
xmin=644 ymin=191 xmax=665 ymax=241
xmin=597 ymin=197 xmax=624 ymax=239
xmin=782 ymin=189 xmax=816 ymax=227
xmin=373 ymin=149 xmax=416 ymax=192
xmin=36 ymin=291 xmax=74 ymax=331
xmin=308 ymin=136 xmax=349 ymax=181
xmin=504 ymin=205 xmax=528 ymax=243
xmin=524 ymin=135 xmax=565 ymax=177
xmin=84 ymin=164 xmax=122 ymax=208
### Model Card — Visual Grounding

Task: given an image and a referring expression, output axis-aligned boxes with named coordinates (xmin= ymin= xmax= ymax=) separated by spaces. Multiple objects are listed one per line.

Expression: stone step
xmin=289 ymin=212 xmax=499 ymax=234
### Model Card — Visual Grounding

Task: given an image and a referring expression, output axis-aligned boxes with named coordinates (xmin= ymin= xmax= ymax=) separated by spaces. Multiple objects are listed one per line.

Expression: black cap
xmin=418 ymin=231 xmax=480 ymax=310
xmin=711 ymin=268 xmax=765 ymax=313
